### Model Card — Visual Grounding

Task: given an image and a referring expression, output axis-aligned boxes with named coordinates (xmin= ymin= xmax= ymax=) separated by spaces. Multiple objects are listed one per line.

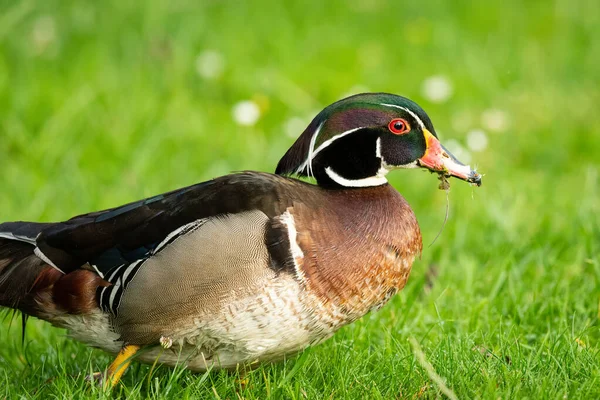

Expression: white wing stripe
xmin=108 ymin=283 xmax=121 ymax=312
xmin=153 ymin=219 xmax=205 ymax=254
xmin=0 ymin=232 xmax=37 ymax=245
xmin=33 ymin=247 xmax=65 ymax=273
xmin=107 ymin=264 xmax=125 ymax=282
xmin=121 ymin=259 xmax=143 ymax=283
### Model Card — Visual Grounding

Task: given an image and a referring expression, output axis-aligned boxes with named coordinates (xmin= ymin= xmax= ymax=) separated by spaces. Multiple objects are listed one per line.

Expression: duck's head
xmin=276 ymin=93 xmax=482 ymax=188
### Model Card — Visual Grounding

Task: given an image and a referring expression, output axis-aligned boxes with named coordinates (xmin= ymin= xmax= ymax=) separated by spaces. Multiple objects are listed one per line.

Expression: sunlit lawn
xmin=1 ymin=0 xmax=599 ymax=398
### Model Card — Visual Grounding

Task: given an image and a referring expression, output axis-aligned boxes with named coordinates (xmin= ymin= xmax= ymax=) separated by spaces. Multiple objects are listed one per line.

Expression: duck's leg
xmin=104 ymin=344 xmax=141 ymax=388
xmin=235 ymin=367 xmax=249 ymax=389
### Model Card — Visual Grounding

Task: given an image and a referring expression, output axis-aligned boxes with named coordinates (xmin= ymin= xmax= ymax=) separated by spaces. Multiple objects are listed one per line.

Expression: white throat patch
xmin=323 ymin=138 xmax=390 ymax=187
xmin=324 ymin=167 xmax=388 ymax=187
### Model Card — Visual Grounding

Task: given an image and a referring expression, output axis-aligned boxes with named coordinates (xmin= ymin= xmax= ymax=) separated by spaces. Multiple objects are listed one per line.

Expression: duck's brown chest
xmin=286 ymin=184 xmax=423 ymax=325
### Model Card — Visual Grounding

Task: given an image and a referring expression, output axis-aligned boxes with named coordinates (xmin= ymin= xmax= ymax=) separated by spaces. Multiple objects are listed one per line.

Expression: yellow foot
xmin=234 ymin=365 xmax=256 ymax=390
xmin=102 ymin=344 xmax=141 ymax=389
xmin=235 ymin=377 xmax=249 ymax=389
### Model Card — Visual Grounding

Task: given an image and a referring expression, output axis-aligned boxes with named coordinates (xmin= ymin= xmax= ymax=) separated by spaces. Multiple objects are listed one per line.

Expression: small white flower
xmin=159 ymin=336 xmax=173 ymax=349
xmin=481 ymin=108 xmax=509 ymax=132
xmin=466 ymin=129 xmax=488 ymax=152
xmin=195 ymin=50 xmax=225 ymax=79
xmin=451 ymin=110 xmax=473 ymax=133
xmin=284 ymin=117 xmax=307 ymax=138
xmin=421 ymin=75 xmax=453 ymax=103
xmin=31 ymin=15 xmax=56 ymax=53
xmin=444 ymin=139 xmax=472 ymax=164
xmin=232 ymin=100 xmax=261 ymax=126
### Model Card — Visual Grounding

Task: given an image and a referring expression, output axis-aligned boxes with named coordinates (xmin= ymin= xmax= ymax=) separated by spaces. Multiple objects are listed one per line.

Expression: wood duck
xmin=0 ymin=93 xmax=481 ymax=386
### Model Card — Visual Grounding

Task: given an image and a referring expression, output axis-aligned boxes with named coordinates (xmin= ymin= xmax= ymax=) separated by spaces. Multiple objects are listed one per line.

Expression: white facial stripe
xmin=306 ymin=121 xmax=324 ymax=178
xmin=297 ymin=124 xmax=365 ymax=177
xmin=296 ymin=103 xmax=427 ymax=178
xmin=296 ymin=121 xmax=324 ymax=177
xmin=325 ymin=167 xmax=388 ymax=187
xmin=380 ymin=103 xmax=426 ymax=129
xmin=313 ymin=127 xmax=364 ymax=158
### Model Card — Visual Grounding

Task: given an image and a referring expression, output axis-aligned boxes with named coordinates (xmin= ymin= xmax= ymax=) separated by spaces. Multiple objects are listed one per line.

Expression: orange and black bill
xmin=418 ymin=129 xmax=482 ymax=186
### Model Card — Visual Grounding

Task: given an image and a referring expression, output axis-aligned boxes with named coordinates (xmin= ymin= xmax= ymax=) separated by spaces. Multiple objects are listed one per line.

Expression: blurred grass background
xmin=0 ymin=0 xmax=599 ymax=398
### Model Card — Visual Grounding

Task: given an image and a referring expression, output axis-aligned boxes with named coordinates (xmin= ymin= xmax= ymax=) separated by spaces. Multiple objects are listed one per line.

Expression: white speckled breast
xmin=56 ymin=273 xmax=338 ymax=371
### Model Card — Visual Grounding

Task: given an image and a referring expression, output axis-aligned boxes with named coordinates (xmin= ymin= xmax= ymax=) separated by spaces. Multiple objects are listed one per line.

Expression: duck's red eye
xmin=388 ymin=118 xmax=410 ymax=135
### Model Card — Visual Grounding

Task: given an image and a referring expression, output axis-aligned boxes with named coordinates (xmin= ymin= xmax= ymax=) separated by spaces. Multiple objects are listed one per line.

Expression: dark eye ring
xmin=388 ymin=118 xmax=410 ymax=135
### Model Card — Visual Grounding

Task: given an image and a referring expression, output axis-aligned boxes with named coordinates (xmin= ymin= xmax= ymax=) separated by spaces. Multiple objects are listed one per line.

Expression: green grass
xmin=1 ymin=0 xmax=599 ymax=398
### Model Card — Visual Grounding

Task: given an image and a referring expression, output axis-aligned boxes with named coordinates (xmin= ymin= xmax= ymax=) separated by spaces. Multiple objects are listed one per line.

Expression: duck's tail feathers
xmin=0 ymin=222 xmax=59 ymax=315
xmin=1 ymin=222 xmax=109 ymax=326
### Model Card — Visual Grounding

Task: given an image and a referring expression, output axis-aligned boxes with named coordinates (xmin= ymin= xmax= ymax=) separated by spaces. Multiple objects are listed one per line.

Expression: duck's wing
xmin=27 ymin=172 xmax=289 ymax=277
